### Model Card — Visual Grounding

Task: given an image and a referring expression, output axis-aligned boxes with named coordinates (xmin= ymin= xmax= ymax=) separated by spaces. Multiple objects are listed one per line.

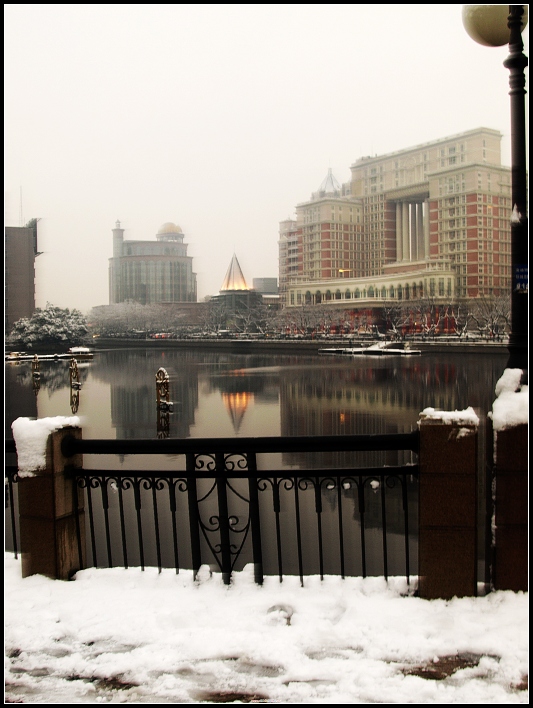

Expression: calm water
xmin=5 ymin=346 xmax=507 ymax=577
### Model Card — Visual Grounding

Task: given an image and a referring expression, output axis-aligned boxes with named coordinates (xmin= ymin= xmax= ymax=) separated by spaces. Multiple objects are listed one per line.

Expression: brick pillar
xmin=18 ymin=426 xmax=85 ymax=580
xmin=418 ymin=416 xmax=478 ymax=599
xmin=491 ymin=420 xmax=528 ymax=591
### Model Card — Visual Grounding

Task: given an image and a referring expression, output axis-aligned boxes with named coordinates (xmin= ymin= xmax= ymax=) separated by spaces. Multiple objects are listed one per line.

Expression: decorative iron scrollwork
xmin=191 ymin=452 xmax=253 ymax=579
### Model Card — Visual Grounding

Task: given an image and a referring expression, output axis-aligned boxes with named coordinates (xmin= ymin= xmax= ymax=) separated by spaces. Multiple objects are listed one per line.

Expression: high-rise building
xmin=5 ymin=219 xmax=40 ymax=333
xmin=109 ymin=221 xmax=197 ymax=305
xmin=279 ymin=128 xmax=512 ymax=308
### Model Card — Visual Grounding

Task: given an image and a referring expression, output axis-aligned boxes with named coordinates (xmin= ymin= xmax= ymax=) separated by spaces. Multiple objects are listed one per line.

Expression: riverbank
xmin=90 ymin=337 xmax=509 ymax=355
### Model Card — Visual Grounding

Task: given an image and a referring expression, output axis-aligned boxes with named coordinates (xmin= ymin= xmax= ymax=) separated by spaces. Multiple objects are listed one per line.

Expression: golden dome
xmin=158 ymin=222 xmax=182 ymax=234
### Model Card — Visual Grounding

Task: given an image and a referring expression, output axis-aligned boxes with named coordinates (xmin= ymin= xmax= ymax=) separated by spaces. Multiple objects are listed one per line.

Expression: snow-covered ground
xmin=5 ymin=554 xmax=528 ymax=704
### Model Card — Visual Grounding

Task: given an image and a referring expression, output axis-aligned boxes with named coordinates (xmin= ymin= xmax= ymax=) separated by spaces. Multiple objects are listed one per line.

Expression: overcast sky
xmin=4 ymin=4 xmax=529 ymax=313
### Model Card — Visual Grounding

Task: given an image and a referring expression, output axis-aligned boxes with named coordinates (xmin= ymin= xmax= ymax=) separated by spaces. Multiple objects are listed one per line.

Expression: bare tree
xmin=411 ymin=296 xmax=446 ymax=339
xmin=381 ymin=302 xmax=411 ymax=340
xmin=197 ymin=299 xmax=230 ymax=333
xmin=469 ymin=295 xmax=511 ymax=340
xmin=440 ymin=301 xmax=473 ymax=338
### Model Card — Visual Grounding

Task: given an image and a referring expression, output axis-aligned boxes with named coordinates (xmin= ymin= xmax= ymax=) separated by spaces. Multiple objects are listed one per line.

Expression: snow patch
xmin=419 ymin=406 xmax=480 ymax=426
xmin=11 ymin=416 xmax=81 ymax=477
xmin=489 ymin=369 xmax=528 ymax=431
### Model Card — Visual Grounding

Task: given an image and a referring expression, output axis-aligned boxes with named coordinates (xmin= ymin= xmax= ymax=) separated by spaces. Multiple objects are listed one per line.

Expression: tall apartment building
xmin=5 ymin=219 xmax=39 ymax=333
xmin=109 ymin=221 xmax=197 ymax=305
xmin=279 ymin=128 xmax=512 ymax=308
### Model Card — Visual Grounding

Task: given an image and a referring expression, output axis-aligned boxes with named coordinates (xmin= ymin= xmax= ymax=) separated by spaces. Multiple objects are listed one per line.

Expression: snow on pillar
xmin=488 ymin=369 xmax=528 ymax=592
xmin=418 ymin=408 xmax=479 ymax=599
xmin=14 ymin=421 xmax=86 ymax=580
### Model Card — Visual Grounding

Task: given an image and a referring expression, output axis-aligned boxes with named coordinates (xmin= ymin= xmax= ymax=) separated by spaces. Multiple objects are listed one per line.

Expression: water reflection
xmin=5 ymin=348 xmax=506 ymax=473
xmin=5 ymin=347 xmax=506 ymax=577
xmin=90 ymin=350 xmax=199 ymax=439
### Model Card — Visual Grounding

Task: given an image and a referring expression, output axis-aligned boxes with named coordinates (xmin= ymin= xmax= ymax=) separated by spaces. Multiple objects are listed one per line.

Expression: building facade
xmin=109 ymin=221 xmax=197 ymax=305
xmin=279 ymin=128 xmax=512 ymax=309
xmin=253 ymin=277 xmax=278 ymax=294
xmin=5 ymin=220 xmax=39 ymax=333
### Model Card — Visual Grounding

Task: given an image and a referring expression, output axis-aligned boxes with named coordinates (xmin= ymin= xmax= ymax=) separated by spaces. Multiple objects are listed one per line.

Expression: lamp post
xmin=463 ymin=5 xmax=528 ymax=378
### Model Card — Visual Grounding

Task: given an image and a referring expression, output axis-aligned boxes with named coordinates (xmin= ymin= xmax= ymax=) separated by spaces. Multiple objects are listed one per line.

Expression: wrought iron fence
xmin=5 ymin=433 xmax=419 ymax=586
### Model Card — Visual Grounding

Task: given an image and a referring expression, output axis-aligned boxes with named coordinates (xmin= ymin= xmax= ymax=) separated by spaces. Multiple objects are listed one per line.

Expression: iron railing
xmin=5 ymin=432 xmax=419 ymax=586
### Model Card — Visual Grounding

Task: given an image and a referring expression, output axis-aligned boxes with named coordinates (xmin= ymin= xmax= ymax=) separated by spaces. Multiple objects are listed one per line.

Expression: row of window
xmin=289 ymin=279 xmax=453 ymax=305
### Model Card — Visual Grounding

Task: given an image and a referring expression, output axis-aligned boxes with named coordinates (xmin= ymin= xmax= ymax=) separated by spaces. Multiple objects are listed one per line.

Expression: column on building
xmin=402 ymin=202 xmax=410 ymax=261
xmin=416 ymin=202 xmax=425 ymax=260
xmin=396 ymin=202 xmax=403 ymax=262
xmin=410 ymin=204 xmax=417 ymax=262
xmin=424 ymin=199 xmax=430 ymax=259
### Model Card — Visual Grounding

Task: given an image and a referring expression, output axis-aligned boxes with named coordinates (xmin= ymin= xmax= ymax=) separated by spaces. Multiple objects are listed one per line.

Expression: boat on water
xmin=5 ymin=347 xmax=94 ymax=362
xmin=319 ymin=341 xmax=421 ymax=357
xmin=67 ymin=346 xmax=93 ymax=359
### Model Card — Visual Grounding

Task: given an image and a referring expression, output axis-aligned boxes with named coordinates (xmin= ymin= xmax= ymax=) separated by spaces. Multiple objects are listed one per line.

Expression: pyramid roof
xmin=220 ymin=254 xmax=249 ymax=291
xmin=318 ymin=168 xmax=341 ymax=194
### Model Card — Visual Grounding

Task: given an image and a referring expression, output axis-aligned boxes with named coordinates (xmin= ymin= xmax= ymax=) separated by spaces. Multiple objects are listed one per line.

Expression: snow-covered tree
xmin=8 ymin=303 xmax=89 ymax=349
xmin=469 ymin=295 xmax=510 ymax=340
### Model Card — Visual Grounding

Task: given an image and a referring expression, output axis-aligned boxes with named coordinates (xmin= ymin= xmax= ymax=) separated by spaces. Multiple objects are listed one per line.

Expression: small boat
xmin=68 ymin=347 xmax=94 ymax=359
xmin=319 ymin=341 xmax=421 ymax=357
xmin=352 ymin=341 xmax=421 ymax=356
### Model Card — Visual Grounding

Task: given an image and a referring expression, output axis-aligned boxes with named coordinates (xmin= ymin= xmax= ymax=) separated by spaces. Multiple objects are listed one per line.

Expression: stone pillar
xmin=402 ymin=203 xmax=410 ymax=261
xmin=418 ymin=415 xmax=478 ymax=599
xmin=424 ymin=198 xmax=430 ymax=258
xmin=410 ymin=203 xmax=417 ymax=262
xmin=417 ymin=202 xmax=425 ymax=260
xmin=396 ymin=202 xmax=403 ymax=261
xmin=490 ymin=419 xmax=528 ymax=591
xmin=18 ymin=427 xmax=85 ymax=580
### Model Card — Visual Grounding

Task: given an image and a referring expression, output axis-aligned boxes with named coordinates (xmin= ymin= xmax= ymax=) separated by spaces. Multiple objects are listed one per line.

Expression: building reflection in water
xmin=5 ymin=349 xmax=507 ymax=577
xmin=90 ymin=350 xmax=199 ymax=439
xmin=208 ymin=367 xmax=277 ymax=433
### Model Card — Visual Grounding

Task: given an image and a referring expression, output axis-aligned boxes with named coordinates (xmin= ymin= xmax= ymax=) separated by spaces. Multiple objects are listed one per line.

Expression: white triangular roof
xmin=220 ymin=254 xmax=249 ymax=291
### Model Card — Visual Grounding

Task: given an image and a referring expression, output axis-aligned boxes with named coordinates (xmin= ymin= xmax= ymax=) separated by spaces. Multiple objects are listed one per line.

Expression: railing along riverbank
xmin=7 ymin=411 xmax=509 ymax=599
xmin=6 ymin=433 xmax=419 ymax=587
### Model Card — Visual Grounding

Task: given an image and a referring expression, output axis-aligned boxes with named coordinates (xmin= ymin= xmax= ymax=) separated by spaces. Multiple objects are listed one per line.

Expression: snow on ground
xmin=5 ymin=554 xmax=528 ymax=704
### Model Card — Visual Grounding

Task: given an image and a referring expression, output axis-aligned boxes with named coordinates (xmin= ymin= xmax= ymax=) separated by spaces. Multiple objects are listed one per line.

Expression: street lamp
xmin=462 ymin=5 xmax=528 ymax=378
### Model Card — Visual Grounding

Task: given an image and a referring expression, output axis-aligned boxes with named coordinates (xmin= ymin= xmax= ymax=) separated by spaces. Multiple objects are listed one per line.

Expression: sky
xmin=4 ymin=554 xmax=529 ymax=704
xmin=4 ymin=4 xmax=529 ymax=314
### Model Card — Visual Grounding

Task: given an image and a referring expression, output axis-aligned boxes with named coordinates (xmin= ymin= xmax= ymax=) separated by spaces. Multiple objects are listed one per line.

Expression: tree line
xmin=6 ymin=295 xmax=511 ymax=349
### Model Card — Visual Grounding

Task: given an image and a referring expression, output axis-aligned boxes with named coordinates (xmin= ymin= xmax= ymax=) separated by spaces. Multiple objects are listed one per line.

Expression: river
xmin=5 ymin=346 xmax=507 ymax=578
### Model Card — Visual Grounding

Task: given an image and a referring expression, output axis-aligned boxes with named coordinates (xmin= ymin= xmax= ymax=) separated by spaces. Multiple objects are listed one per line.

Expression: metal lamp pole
xmin=504 ymin=6 xmax=528 ymax=377
xmin=463 ymin=5 xmax=528 ymax=378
